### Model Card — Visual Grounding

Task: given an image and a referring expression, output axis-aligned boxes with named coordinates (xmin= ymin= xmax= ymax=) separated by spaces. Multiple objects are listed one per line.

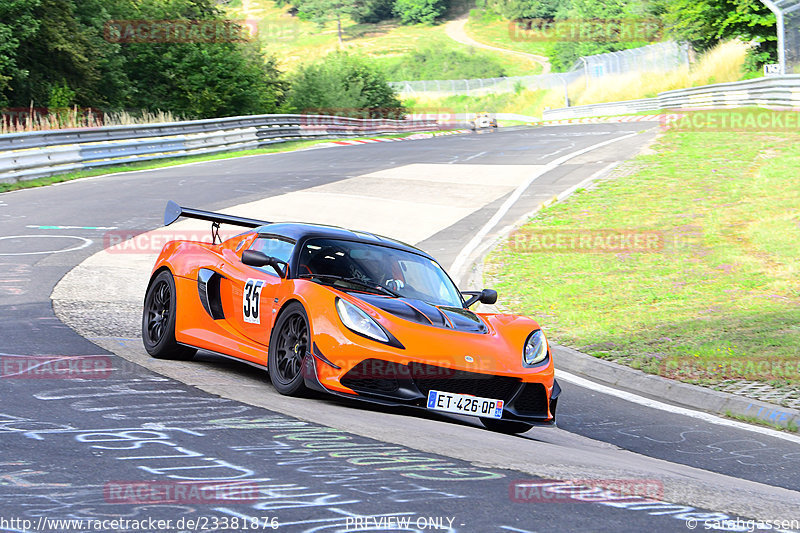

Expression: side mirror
xmin=479 ymin=288 xmax=498 ymax=305
xmin=462 ymin=288 xmax=498 ymax=308
xmin=242 ymin=250 xmax=288 ymax=278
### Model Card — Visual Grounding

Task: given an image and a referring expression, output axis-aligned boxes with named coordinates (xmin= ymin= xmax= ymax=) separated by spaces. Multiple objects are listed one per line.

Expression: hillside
xmin=225 ymin=0 xmax=544 ymax=78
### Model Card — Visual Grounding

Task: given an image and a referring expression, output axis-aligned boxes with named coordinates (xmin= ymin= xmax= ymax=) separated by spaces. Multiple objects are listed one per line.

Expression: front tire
xmin=480 ymin=418 xmax=533 ymax=435
xmin=142 ymin=270 xmax=196 ymax=360
xmin=268 ymin=302 xmax=310 ymax=396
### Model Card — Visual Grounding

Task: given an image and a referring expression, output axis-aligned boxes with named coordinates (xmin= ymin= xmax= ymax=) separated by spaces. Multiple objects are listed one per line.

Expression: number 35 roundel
xmin=243 ymin=279 xmax=265 ymax=324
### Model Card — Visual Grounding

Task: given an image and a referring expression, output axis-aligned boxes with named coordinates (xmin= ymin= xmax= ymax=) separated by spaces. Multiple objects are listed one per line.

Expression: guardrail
xmin=541 ymin=75 xmax=800 ymax=120
xmin=0 ymin=114 xmax=439 ymax=184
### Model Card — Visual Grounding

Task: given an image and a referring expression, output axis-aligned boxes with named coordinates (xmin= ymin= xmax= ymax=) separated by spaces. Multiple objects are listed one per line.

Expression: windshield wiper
xmin=297 ymin=273 xmax=401 ymax=298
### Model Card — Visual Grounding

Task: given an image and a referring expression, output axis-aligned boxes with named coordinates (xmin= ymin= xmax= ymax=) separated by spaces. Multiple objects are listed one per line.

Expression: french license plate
xmin=426 ymin=390 xmax=504 ymax=419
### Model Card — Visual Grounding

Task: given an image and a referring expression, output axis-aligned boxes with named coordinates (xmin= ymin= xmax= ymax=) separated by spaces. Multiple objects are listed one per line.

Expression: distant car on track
xmin=471 ymin=112 xmax=498 ymax=130
xmin=142 ymin=201 xmax=559 ymax=434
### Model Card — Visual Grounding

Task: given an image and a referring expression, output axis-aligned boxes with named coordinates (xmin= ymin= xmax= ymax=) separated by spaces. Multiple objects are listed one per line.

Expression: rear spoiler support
xmin=163 ymin=200 xmax=270 ymax=244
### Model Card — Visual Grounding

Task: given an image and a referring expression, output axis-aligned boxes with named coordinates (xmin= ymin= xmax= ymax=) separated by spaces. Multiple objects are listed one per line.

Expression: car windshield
xmin=297 ymin=238 xmax=463 ymax=308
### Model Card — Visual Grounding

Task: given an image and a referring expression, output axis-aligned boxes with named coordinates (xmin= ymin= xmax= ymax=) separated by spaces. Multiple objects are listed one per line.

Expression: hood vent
xmin=355 ymin=294 xmax=488 ymax=334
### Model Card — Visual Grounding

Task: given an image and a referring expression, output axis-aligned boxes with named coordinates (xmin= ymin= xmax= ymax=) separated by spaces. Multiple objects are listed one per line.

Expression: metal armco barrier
xmin=0 ymin=114 xmax=439 ymax=183
xmin=542 ymin=75 xmax=800 ymax=120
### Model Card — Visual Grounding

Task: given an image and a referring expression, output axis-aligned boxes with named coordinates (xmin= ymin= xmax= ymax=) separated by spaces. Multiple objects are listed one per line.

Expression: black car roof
xmin=253 ymin=222 xmax=434 ymax=260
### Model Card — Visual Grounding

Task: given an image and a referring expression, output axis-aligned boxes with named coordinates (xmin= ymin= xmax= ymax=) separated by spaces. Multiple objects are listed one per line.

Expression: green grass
xmin=725 ymin=411 xmax=799 ymax=432
xmin=0 ymin=132 xmax=435 ymax=193
xmin=465 ymin=9 xmax=552 ymax=59
xmin=485 ymin=122 xmax=800 ymax=388
xmin=375 ymin=46 xmax=508 ymax=81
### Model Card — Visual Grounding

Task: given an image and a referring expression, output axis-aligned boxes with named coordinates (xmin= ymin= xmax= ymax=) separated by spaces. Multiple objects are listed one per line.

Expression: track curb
xmin=553 ymin=344 xmax=800 ymax=431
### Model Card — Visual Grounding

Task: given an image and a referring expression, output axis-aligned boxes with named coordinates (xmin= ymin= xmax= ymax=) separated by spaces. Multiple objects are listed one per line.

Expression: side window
xmin=249 ymin=237 xmax=294 ymax=275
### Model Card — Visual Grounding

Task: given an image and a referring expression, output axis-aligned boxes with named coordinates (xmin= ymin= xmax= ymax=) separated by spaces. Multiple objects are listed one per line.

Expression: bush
xmin=393 ymin=0 xmax=449 ymax=24
xmin=380 ymin=47 xmax=507 ymax=80
xmin=285 ymin=52 xmax=406 ymax=118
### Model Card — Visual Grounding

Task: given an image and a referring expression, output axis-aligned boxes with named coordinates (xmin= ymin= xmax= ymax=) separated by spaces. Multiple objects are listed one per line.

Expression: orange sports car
xmin=143 ymin=201 xmax=559 ymax=434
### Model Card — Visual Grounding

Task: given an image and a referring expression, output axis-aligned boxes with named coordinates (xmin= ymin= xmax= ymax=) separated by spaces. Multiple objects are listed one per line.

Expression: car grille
xmin=513 ymin=383 xmax=549 ymax=416
xmin=409 ymin=362 xmax=521 ymax=401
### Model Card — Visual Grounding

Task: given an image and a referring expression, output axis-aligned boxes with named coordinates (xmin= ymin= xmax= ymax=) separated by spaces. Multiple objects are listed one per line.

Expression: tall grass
xmin=569 ymin=40 xmax=750 ymax=105
xmin=405 ymin=40 xmax=752 ymax=117
xmin=1 ymin=108 xmax=184 ymax=135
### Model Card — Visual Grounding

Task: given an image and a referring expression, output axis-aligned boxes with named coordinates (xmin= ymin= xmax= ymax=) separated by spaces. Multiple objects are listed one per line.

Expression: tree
xmin=0 ymin=0 xmax=286 ymax=117
xmin=393 ymin=0 xmax=449 ymax=24
xmin=546 ymin=0 xmax=655 ymax=71
xmin=0 ymin=0 xmax=41 ymax=106
xmin=296 ymin=0 xmax=361 ymax=43
xmin=352 ymin=0 xmax=395 ymax=23
xmin=285 ymin=52 xmax=405 ymax=118
xmin=483 ymin=0 xmax=566 ymax=21
xmin=2 ymin=0 xmax=116 ymax=108
xmin=653 ymin=0 xmax=775 ymax=61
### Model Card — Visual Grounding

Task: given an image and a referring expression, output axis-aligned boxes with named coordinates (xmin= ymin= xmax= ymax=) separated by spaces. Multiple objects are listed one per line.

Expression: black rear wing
xmin=164 ymin=200 xmax=269 ymax=228
xmin=164 ymin=200 xmax=270 ymax=244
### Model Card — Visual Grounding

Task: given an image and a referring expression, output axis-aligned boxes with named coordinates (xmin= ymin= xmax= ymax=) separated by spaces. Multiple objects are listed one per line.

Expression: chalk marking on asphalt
xmin=556 ymin=369 xmax=800 ymax=445
xmin=0 ymin=235 xmax=92 ymax=256
xmin=449 ymin=132 xmax=638 ymax=279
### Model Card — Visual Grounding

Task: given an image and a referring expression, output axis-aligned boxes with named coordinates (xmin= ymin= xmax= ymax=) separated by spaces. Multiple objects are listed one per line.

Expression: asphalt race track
xmin=2 ymin=125 xmax=799 ymax=533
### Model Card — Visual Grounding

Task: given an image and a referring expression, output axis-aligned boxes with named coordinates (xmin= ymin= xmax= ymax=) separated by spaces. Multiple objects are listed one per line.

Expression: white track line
xmin=449 ymin=132 xmax=638 ymax=277
xmin=557 ymin=370 xmax=800 ymax=444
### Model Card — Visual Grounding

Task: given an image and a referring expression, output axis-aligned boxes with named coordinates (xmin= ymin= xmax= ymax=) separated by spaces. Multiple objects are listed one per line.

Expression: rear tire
xmin=142 ymin=270 xmax=196 ymax=360
xmin=480 ymin=418 xmax=533 ymax=435
xmin=268 ymin=302 xmax=310 ymax=396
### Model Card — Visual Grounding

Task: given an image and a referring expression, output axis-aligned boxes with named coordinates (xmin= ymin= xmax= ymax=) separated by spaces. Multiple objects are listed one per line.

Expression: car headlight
xmin=523 ymin=329 xmax=548 ymax=366
xmin=336 ymin=298 xmax=389 ymax=343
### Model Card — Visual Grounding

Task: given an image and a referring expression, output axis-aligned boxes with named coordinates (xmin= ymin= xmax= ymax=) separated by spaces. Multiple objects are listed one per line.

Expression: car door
xmin=219 ymin=235 xmax=295 ymax=349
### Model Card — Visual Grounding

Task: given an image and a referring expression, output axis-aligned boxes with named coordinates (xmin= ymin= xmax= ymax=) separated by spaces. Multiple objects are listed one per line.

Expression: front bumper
xmin=303 ymin=355 xmax=559 ymax=426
